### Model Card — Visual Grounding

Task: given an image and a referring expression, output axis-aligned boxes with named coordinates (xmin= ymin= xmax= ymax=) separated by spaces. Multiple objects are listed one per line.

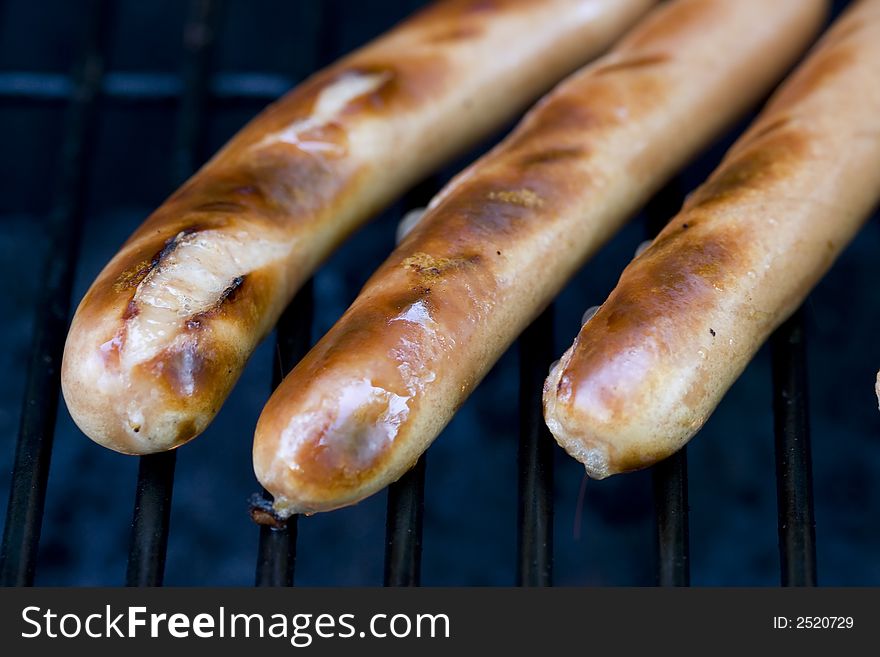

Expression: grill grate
xmin=380 ymin=180 xmax=441 ymax=588
xmin=126 ymin=452 xmax=176 ymax=587
xmin=517 ymin=307 xmax=556 ymax=586
xmin=644 ymin=178 xmax=691 ymax=587
xmin=772 ymin=309 xmax=817 ymax=587
xmin=254 ymin=279 xmax=313 ymax=588
xmin=0 ymin=0 xmax=819 ymax=588
xmin=0 ymin=0 xmax=110 ymax=587
xmin=125 ymin=0 xmax=217 ymax=589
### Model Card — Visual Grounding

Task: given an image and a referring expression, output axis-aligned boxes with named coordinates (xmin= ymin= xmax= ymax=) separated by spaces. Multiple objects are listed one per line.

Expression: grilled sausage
xmin=545 ymin=0 xmax=880 ymax=479
xmin=61 ymin=0 xmax=655 ymax=454
xmin=254 ymin=0 xmax=827 ymax=515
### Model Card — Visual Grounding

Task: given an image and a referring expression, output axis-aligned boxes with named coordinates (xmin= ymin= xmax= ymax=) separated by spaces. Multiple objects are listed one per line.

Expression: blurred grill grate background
xmin=0 ymin=0 xmax=877 ymax=586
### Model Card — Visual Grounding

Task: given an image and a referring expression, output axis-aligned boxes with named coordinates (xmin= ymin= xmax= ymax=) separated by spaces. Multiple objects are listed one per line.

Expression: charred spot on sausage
xmin=592 ymin=53 xmax=670 ymax=77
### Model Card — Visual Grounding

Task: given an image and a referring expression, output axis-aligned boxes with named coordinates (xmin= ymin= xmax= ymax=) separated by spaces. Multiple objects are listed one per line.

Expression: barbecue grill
xmin=1 ymin=0 xmax=876 ymax=587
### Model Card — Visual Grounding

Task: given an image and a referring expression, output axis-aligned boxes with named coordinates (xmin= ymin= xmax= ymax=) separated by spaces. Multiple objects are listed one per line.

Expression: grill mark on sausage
xmin=822 ymin=14 xmax=871 ymax=48
xmin=505 ymin=68 xmax=667 ymax=160
xmin=155 ymin=228 xmax=202 ymax=266
xmin=334 ymin=62 xmax=441 ymax=114
xmin=408 ymin=0 xmax=517 ymax=24
xmin=122 ymin=299 xmax=139 ymax=321
xmin=561 ymin=225 xmax=746 ymax=423
xmin=243 ymin=149 xmax=353 ymax=219
xmin=170 ymin=172 xmax=276 ymax=218
xmin=429 ymin=24 xmax=482 ymax=42
xmin=185 ymin=275 xmax=247 ymax=330
xmin=622 ymin=0 xmax=723 ymax=50
xmin=741 ymin=116 xmax=793 ymax=147
xmin=517 ymin=146 xmax=586 ymax=167
xmin=487 ymin=188 xmax=544 ymax=208
xmin=768 ymin=45 xmax=856 ymax=110
xmin=112 ymin=260 xmax=153 ymax=293
xmin=591 ymin=53 xmax=670 ymax=76
xmin=604 ymin=235 xmax=741 ymax=336
xmin=685 ymin=130 xmax=809 ymax=213
xmin=191 ymin=200 xmax=248 ymax=214
xmin=113 ymin=228 xmax=204 ymax=302
xmin=505 ymin=100 xmax=608 ymax=151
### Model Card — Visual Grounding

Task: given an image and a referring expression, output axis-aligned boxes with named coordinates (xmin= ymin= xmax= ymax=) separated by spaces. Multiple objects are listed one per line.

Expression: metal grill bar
xmin=0 ymin=71 xmax=294 ymax=102
xmin=0 ymin=0 xmax=110 ymax=587
xmin=771 ymin=308 xmax=817 ymax=586
xmin=384 ymin=457 xmax=426 ymax=587
xmin=125 ymin=0 xmax=218 ymax=588
xmin=516 ymin=307 xmax=555 ymax=586
xmin=382 ymin=178 xmax=439 ymax=587
xmin=643 ymin=178 xmax=691 ymax=587
xmin=251 ymin=0 xmax=331 ymax=589
xmin=171 ymin=0 xmax=219 ymax=186
xmin=255 ymin=280 xmax=314 ymax=587
xmin=125 ymin=453 xmax=177 ymax=587
xmin=653 ymin=451 xmax=690 ymax=586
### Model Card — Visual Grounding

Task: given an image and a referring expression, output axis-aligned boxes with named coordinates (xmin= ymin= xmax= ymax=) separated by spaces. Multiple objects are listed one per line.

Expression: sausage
xmin=544 ymin=0 xmax=880 ymax=479
xmin=61 ymin=0 xmax=656 ymax=454
xmin=253 ymin=0 xmax=827 ymax=515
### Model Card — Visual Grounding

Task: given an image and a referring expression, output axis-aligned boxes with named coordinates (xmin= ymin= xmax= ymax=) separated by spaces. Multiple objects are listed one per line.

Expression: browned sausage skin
xmin=61 ymin=0 xmax=656 ymax=454
xmin=545 ymin=0 xmax=880 ymax=479
xmin=254 ymin=0 xmax=827 ymax=515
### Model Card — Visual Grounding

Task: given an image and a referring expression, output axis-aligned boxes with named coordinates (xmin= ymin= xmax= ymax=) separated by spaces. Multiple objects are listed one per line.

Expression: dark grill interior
xmin=1 ymin=0 xmax=877 ymax=587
